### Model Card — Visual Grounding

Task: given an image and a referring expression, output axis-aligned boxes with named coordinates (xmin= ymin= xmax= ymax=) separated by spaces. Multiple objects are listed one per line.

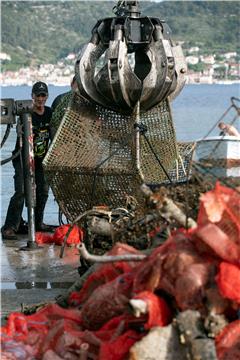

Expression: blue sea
xmin=1 ymin=84 xmax=240 ymax=226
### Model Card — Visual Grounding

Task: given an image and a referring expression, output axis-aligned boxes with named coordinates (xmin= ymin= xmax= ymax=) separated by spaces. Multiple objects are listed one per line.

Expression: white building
xmin=188 ymin=46 xmax=200 ymax=54
xmin=223 ymin=52 xmax=237 ymax=60
xmin=66 ymin=53 xmax=76 ymax=60
xmin=186 ymin=56 xmax=199 ymax=65
xmin=0 ymin=52 xmax=11 ymax=61
xmin=200 ymin=55 xmax=215 ymax=65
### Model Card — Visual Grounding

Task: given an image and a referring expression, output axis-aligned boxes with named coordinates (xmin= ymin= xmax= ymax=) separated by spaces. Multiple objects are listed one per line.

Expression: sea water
xmin=1 ymin=84 xmax=240 ymax=226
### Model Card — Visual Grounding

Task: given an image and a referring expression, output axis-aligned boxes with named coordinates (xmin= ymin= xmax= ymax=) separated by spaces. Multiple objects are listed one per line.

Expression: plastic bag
xmin=35 ymin=225 xmax=83 ymax=246
xmin=215 ymin=320 xmax=240 ymax=360
xmin=216 ymin=262 xmax=240 ymax=304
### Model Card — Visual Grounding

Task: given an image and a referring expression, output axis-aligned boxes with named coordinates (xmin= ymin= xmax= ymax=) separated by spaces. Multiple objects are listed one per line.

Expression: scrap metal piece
xmin=78 ymin=243 xmax=146 ymax=263
xmin=87 ymin=216 xmax=112 ymax=237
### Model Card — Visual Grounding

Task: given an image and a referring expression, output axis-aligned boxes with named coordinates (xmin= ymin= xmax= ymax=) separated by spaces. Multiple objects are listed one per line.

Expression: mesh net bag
xmin=197 ymin=181 xmax=240 ymax=245
xmin=51 ymin=91 xmax=73 ymax=131
xmin=43 ymin=92 xmax=192 ymax=221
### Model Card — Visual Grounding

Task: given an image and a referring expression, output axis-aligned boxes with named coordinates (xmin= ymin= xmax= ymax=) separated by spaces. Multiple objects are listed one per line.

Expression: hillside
xmin=1 ymin=1 xmax=239 ymax=71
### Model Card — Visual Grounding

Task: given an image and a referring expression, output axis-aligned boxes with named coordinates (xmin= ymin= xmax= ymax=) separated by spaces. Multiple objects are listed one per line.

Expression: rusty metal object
xmin=78 ymin=243 xmax=146 ymax=263
xmin=87 ymin=216 xmax=112 ymax=237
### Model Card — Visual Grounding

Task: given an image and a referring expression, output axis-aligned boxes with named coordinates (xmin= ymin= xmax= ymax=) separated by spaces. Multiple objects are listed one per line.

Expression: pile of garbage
xmin=1 ymin=182 xmax=240 ymax=360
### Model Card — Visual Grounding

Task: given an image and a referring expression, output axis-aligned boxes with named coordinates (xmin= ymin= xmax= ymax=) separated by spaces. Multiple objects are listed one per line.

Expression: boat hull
xmin=193 ymin=136 xmax=240 ymax=178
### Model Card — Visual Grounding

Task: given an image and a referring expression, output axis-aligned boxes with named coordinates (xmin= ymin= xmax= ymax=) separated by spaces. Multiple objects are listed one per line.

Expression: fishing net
xmin=44 ymin=92 xmax=191 ymax=221
xmin=197 ymin=181 xmax=240 ymax=246
xmin=50 ymin=91 xmax=73 ymax=131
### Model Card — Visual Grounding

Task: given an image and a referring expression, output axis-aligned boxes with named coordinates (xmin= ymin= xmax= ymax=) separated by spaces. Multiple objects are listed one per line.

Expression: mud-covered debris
xmin=175 ymin=310 xmax=217 ymax=359
xmin=204 ymin=314 xmax=229 ymax=338
xmin=129 ymin=325 xmax=187 ymax=360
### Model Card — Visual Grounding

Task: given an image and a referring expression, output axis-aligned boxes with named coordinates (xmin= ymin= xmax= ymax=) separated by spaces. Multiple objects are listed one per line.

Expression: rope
xmin=1 ymin=149 xmax=20 ymax=166
xmin=231 ymin=96 xmax=240 ymax=114
xmin=1 ymin=124 xmax=11 ymax=148
xmin=1 ymin=118 xmax=23 ymax=166
xmin=58 ymin=208 xmax=69 ymax=226
xmin=135 ymin=123 xmax=172 ymax=183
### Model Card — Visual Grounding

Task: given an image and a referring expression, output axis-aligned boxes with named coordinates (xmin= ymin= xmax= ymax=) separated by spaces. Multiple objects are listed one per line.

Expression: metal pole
xmin=21 ymin=112 xmax=38 ymax=248
xmin=134 ymin=101 xmax=144 ymax=180
xmin=134 ymin=101 xmax=140 ymax=168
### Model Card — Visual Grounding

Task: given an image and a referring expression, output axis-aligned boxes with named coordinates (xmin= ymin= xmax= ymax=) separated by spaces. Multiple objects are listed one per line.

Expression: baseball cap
xmin=32 ymin=81 xmax=48 ymax=96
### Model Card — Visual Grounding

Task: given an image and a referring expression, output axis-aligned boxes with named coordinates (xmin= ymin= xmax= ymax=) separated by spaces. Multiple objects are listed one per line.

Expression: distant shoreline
xmin=0 ymin=82 xmax=71 ymax=87
xmin=1 ymin=80 xmax=240 ymax=87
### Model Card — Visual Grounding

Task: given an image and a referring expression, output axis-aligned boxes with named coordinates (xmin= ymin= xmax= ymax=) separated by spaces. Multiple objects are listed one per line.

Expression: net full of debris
xmin=1 ymin=181 xmax=240 ymax=360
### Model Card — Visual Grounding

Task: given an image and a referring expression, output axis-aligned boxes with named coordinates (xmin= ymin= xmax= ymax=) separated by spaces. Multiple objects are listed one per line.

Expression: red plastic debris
xmin=193 ymin=223 xmax=240 ymax=265
xmin=68 ymin=243 xmax=140 ymax=306
xmin=1 ymin=305 xmax=82 ymax=358
xmin=198 ymin=181 xmax=240 ymax=246
xmin=99 ymin=329 xmax=142 ymax=360
xmin=35 ymin=232 xmax=53 ymax=245
xmin=132 ymin=291 xmax=172 ymax=329
xmin=215 ymin=320 xmax=240 ymax=360
xmin=80 ymin=272 xmax=134 ymax=330
xmin=3 ymin=312 xmax=29 ymax=342
xmin=53 ymin=224 xmax=83 ymax=245
xmin=35 ymin=224 xmax=83 ymax=246
xmin=216 ymin=262 xmax=240 ymax=304
xmin=2 ymin=183 xmax=240 ymax=359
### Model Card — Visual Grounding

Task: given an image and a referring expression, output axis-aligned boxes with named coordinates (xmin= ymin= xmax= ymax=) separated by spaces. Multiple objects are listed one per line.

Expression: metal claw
xmin=75 ymin=1 xmax=187 ymax=112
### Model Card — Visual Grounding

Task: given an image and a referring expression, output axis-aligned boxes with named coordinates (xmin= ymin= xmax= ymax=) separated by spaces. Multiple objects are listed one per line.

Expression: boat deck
xmin=1 ymin=235 xmax=80 ymax=324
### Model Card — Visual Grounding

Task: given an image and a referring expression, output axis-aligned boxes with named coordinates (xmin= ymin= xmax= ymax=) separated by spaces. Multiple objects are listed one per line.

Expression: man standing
xmin=218 ymin=122 xmax=240 ymax=137
xmin=1 ymin=81 xmax=53 ymax=240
